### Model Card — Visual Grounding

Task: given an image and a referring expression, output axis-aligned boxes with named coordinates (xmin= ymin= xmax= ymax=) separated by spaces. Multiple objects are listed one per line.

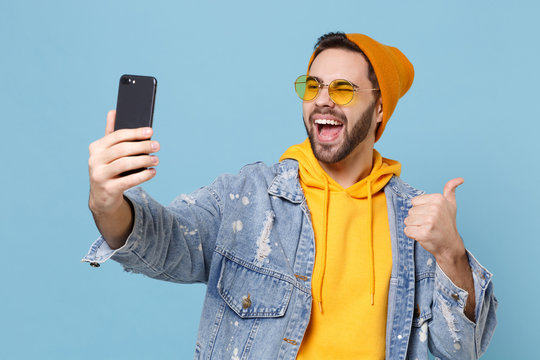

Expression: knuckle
xmin=117 ymin=176 xmax=130 ymax=190
xmin=88 ymin=158 xmax=96 ymax=170
xmin=89 ymin=152 xmax=106 ymax=171
xmin=147 ymin=155 xmax=158 ymax=166
xmin=131 ymin=155 xmax=144 ymax=168
xmin=111 ymin=129 xmax=132 ymax=144
xmin=102 ymin=182 xmax=116 ymax=196
xmin=112 ymin=157 xmax=128 ymax=173
xmin=144 ymin=140 xmax=155 ymax=153
xmin=109 ymin=143 xmax=123 ymax=159
xmin=89 ymin=169 xmax=103 ymax=184
xmin=109 ymin=130 xmax=122 ymax=143
xmin=89 ymin=171 xmax=97 ymax=184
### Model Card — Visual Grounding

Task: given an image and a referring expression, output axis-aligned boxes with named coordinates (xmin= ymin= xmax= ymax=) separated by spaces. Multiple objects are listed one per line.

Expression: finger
xmin=443 ymin=177 xmax=464 ymax=205
xmin=105 ymin=155 xmax=159 ymax=178
xmin=111 ymin=168 xmax=157 ymax=192
xmin=408 ymin=203 xmax=439 ymax=216
xmin=404 ymin=214 xmax=429 ymax=226
xmin=105 ymin=110 xmax=116 ymax=136
xmin=403 ymin=225 xmax=423 ymax=241
xmin=101 ymin=127 xmax=153 ymax=149
xmin=411 ymin=193 xmax=445 ymax=206
xmin=102 ymin=140 xmax=160 ymax=164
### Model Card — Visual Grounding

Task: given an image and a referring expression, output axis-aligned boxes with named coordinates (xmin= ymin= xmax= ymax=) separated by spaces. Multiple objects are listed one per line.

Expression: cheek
xmin=340 ymin=109 xmax=352 ymax=125
xmin=302 ymin=103 xmax=312 ymax=123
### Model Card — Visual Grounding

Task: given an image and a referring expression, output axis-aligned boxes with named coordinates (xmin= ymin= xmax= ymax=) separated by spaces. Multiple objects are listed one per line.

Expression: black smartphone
xmin=114 ymin=74 xmax=157 ymax=175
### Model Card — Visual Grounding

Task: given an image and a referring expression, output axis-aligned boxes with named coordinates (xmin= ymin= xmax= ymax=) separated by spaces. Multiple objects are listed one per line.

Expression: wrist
xmin=88 ymin=194 xmax=124 ymax=218
xmin=435 ymin=240 xmax=467 ymax=269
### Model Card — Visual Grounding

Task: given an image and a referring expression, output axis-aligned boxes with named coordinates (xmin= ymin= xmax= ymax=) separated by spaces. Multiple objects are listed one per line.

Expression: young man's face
xmin=303 ymin=48 xmax=382 ymax=164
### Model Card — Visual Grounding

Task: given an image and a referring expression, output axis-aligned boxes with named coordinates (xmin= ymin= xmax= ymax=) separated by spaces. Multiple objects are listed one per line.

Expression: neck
xmin=319 ymin=140 xmax=375 ymax=188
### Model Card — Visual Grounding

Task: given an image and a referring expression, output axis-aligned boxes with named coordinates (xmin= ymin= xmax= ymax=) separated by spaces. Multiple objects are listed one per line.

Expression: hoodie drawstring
xmin=367 ymin=179 xmax=374 ymax=305
xmin=315 ymin=176 xmax=330 ymax=313
xmin=317 ymin=177 xmax=374 ymax=310
xmin=280 ymin=140 xmax=401 ymax=311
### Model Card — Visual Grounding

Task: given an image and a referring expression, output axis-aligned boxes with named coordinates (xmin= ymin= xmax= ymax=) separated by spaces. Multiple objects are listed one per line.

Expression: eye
xmin=305 ymin=79 xmax=319 ymax=89
xmin=330 ymin=81 xmax=354 ymax=93
xmin=333 ymin=88 xmax=353 ymax=93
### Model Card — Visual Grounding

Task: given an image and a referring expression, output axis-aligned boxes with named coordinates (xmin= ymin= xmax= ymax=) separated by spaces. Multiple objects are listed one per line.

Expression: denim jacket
xmin=83 ymin=159 xmax=497 ymax=360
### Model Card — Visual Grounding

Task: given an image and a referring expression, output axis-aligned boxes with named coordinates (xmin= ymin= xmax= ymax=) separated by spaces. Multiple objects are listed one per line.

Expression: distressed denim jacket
xmin=83 ymin=160 xmax=497 ymax=360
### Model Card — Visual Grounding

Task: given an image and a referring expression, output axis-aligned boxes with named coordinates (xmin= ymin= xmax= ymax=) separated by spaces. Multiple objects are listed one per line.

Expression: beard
xmin=305 ymin=99 xmax=377 ymax=164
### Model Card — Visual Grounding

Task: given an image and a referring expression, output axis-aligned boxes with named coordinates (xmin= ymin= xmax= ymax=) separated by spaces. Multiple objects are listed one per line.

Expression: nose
xmin=314 ymin=84 xmax=335 ymax=108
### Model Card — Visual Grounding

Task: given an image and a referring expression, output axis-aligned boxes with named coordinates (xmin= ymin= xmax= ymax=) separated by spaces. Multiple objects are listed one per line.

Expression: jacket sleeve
xmin=81 ymin=185 xmax=223 ymax=284
xmin=428 ymin=250 xmax=498 ymax=359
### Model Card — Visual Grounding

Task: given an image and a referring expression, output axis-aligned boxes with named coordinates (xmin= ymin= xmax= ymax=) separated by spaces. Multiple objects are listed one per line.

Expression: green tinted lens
xmin=295 ymin=75 xmax=319 ymax=101
xmin=329 ymin=80 xmax=355 ymax=105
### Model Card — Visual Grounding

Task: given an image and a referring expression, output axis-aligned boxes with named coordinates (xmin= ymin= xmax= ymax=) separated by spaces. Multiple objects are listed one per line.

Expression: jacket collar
xmin=268 ymin=159 xmax=423 ymax=203
xmin=385 ymin=175 xmax=424 ymax=199
xmin=267 ymin=159 xmax=304 ymax=203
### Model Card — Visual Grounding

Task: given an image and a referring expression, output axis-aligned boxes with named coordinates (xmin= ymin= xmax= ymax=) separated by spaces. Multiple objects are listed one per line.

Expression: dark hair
xmin=310 ymin=32 xmax=380 ymax=90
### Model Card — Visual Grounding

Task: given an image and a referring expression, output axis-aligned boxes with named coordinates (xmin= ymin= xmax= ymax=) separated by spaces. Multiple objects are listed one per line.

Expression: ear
xmin=375 ymin=96 xmax=383 ymax=123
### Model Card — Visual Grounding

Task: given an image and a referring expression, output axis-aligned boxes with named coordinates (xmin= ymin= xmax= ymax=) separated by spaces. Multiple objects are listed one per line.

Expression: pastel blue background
xmin=1 ymin=0 xmax=537 ymax=359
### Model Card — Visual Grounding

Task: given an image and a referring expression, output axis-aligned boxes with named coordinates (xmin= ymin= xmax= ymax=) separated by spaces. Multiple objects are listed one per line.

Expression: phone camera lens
xmin=121 ymin=77 xmax=130 ymax=85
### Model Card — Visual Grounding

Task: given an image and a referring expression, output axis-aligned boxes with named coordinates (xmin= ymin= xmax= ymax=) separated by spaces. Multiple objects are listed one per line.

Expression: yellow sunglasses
xmin=294 ymin=75 xmax=379 ymax=105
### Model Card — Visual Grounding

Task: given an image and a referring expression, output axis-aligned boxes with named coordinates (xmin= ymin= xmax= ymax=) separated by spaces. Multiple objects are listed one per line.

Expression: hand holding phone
xmin=89 ymin=110 xmax=159 ymax=212
xmin=114 ymin=74 xmax=157 ymax=175
xmin=88 ymin=75 xmax=159 ymax=218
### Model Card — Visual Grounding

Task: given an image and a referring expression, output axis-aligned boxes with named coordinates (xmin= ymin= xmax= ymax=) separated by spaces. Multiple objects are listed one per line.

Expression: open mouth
xmin=314 ymin=118 xmax=344 ymax=142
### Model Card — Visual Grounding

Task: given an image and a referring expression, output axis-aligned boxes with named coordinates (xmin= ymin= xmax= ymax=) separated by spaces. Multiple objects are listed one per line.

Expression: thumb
xmin=443 ymin=177 xmax=464 ymax=204
xmin=105 ymin=110 xmax=116 ymax=136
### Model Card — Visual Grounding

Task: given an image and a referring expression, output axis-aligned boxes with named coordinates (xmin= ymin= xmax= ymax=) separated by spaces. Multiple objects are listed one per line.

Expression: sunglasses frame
xmin=294 ymin=75 xmax=379 ymax=105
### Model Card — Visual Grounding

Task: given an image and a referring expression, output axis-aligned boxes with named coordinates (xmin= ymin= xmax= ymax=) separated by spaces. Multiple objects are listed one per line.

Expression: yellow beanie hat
xmin=308 ymin=33 xmax=414 ymax=142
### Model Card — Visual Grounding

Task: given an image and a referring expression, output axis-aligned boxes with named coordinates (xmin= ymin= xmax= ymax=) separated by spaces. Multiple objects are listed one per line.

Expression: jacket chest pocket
xmin=217 ymin=257 xmax=294 ymax=318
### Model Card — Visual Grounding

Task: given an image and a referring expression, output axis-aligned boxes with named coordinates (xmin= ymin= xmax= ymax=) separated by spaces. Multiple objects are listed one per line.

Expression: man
xmin=84 ymin=33 xmax=497 ymax=359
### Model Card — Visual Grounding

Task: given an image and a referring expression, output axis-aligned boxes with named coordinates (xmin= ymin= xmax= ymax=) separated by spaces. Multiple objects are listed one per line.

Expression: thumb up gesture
xmin=405 ymin=178 xmax=477 ymax=321
xmin=404 ymin=178 xmax=465 ymax=262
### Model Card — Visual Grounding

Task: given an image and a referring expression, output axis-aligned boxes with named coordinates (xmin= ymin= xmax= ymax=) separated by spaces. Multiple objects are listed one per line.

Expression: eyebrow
xmin=310 ymin=75 xmax=360 ymax=89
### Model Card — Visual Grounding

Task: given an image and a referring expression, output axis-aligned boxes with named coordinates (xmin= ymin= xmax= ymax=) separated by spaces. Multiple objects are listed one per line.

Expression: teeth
xmin=315 ymin=119 xmax=342 ymax=126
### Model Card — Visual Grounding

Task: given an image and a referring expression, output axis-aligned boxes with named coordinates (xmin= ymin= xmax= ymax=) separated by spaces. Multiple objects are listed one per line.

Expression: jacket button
xmin=478 ymin=270 xmax=486 ymax=280
xmin=242 ymin=294 xmax=251 ymax=309
xmin=283 ymin=338 xmax=298 ymax=345
xmin=90 ymin=262 xmax=100 ymax=268
xmin=451 ymin=293 xmax=459 ymax=301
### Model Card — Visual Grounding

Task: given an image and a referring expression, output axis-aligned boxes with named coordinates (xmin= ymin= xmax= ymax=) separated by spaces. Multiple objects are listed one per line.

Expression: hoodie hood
xmin=281 ymin=139 xmax=400 ymax=197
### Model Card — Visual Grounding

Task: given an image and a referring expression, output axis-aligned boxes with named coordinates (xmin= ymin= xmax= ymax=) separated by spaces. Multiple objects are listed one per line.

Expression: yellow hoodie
xmin=280 ymin=139 xmax=401 ymax=359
